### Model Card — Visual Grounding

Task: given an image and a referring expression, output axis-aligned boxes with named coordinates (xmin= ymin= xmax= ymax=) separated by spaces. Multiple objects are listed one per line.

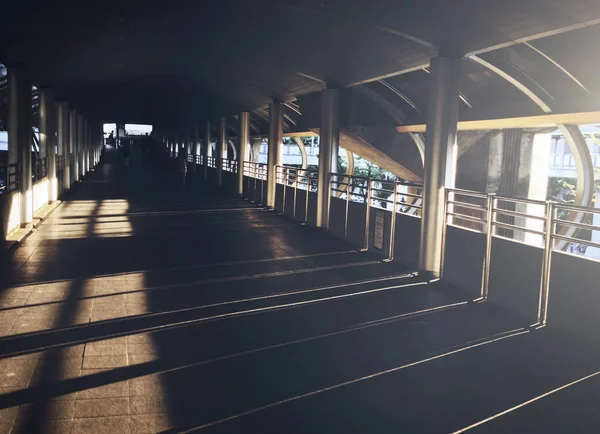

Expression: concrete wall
xmin=1 ymin=191 xmax=21 ymax=249
xmin=33 ymin=179 xmax=49 ymax=215
xmin=443 ymin=224 xmax=600 ymax=333
xmin=307 ymin=192 xmax=318 ymax=227
xmin=329 ymin=197 xmax=346 ymax=240
xmin=284 ymin=186 xmax=295 ymax=218
xmin=393 ymin=213 xmax=421 ymax=269
xmin=443 ymin=225 xmax=485 ymax=297
xmin=222 ymin=171 xmax=237 ymax=194
xmin=444 ymin=224 xmax=543 ymax=321
xmin=487 ymin=236 xmax=543 ymax=321
xmin=275 ymin=184 xmax=284 ymax=213
xmin=242 ymin=176 xmax=250 ymax=197
xmin=347 ymin=201 xmax=367 ymax=249
xmin=547 ymin=252 xmax=600 ymax=339
xmin=295 ymin=189 xmax=308 ymax=223
xmin=262 ymin=180 xmax=269 ymax=207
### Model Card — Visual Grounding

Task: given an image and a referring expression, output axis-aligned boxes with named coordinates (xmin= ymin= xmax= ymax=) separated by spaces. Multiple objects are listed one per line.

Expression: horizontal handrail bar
xmin=495 ymin=195 xmax=547 ymax=207
xmin=552 ymin=234 xmax=600 ymax=250
xmin=397 ymin=192 xmax=422 ymax=199
xmin=449 ymin=201 xmax=487 ymax=212
xmin=552 ymin=219 xmax=600 ymax=232
xmin=554 ymin=203 xmax=600 ymax=214
xmin=329 ymin=172 xmax=370 ymax=181
xmin=399 ymin=204 xmax=422 ymax=210
xmin=370 ymin=187 xmax=395 ymax=194
xmin=447 ymin=212 xmax=486 ymax=225
xmin=493 ymin=221 xmax=545 ymax=237
xmin=493 ymin=208 xmax=547 ymax=222
xmin=446 ymin=188 xmax=488 ymax=199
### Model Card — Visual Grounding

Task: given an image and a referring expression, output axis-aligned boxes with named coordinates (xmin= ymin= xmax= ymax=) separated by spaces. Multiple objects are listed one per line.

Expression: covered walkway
xmin=0 ymin=152 xmax=598 ymax=433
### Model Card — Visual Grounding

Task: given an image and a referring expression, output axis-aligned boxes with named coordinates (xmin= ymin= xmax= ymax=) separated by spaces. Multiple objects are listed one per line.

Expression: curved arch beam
xmin=523 ymin=42 xmax=589 ymax=94
xmin=408 ymin=132 xmax=426 ymax=166
xmin=333 ymin=148 xmax=355 ymax=198
xmin=471 ymin=55 xmax=552 ymax=114
xmin=354 ymin=85 xmax=407 ymax=124
xmin=555 ymin=124 xmax=595 ymax=250
xmin=292 ymin=137 xmax=308 ymax=169
xmin=227 ymin=139 xmax=237 ymax=161
xmin=379 ymin=80 xmax=419 ymax=113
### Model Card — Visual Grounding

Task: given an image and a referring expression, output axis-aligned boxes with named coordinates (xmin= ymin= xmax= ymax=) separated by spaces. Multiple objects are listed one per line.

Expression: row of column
xmin=6 ymin=65 xmax=104 ymax=229
xmin=159 ymin=57 xmax=460 ymax=279
xmin=160 ymin=93 xmax=337 ymax=224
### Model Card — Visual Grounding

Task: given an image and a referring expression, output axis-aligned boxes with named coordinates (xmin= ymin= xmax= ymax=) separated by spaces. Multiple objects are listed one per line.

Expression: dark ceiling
xmin=2 ymin=0 xmax=600 ymax=126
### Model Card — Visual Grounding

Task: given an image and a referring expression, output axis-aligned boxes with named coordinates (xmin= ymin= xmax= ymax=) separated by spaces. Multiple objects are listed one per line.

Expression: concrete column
xmin=92 ymin=123 xmax=98 ymax=166
xmin=203 ymin=121 xmax=210 ymax=181
xmin=57 ymin=102 xmax=70 ymax=192
xmin=418 ymin=57 xmax=462 ymax=278
xmin=78 ymin=114 xmax=85 ymax=177
xmin=316 ymin=89 xmax=340 ymax=227
xmin=70 ymin=109 xmax=79 ymax=182
xmin=217 ymin=118 xmax=226 ymax=186
xmin=238 ymin=111 xmax=250 ymax=195
xmin=87 ymin=118 xmax=93 ymax=172
xmin=98 ymin=123 xmax=103 ymax=164
xmin=190 ymin=125 xmax=199 ymax=175
xmin=266 ymin=102 xmax=283 ymax=208
xmin=7 ymin=64 xmax=33 ymax=227
xmin=39 ymin=89 xmax=58 ymax=202
xmin=81 ymin=117 xmax=86 ymax=175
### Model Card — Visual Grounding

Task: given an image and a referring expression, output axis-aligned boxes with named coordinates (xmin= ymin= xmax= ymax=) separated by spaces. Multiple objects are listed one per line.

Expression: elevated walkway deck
xmin=0 ymin=150 xmax=598 ymax=433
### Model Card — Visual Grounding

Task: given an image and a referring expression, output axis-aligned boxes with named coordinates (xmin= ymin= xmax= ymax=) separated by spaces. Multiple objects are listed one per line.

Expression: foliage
xmin=548 ymin=133 xmax=600 ymax=206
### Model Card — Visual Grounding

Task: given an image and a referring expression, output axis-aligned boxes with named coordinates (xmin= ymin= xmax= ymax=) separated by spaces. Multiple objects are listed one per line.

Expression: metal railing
xmin=273 ymin=166 xmax=319 ymax=220
xmin=326 ymin=172 xmax=424 ymax=260
xmin=444 ymin=187 xmax=600 ymax=326
xmin=328 ymin=172 xmax=369 ymax=245
xmin=0 ymin=163 xmax=19 ymax=195
xmin=222 ymin=159 xmax=238 ymax=173
xmin=56 ymin=155 xmax=65 ymax=171
xmin=33 ymin=157 xmax=47 ymax=182
xmin=243 ymin=162 xmax=268 ymax=205
xmin=445 ymin=188 xmax=488 ymax=233
xmin=244 ymin=162 xmax=267 ymax=180
xmin=368 ymin=178 xmax=423 ymax=215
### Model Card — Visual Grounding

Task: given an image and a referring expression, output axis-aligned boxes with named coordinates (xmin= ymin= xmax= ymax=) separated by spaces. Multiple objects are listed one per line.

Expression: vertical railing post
xmin=245 ymin=162 xmax=249 ymax=199
xmin=481 ymin=193 xmax=496 ymax=301
xmin=305 ymin=169 xmax=311 ymax=224
xmin=364 ymin=179 xmax=372 ymax=250
xmin=281 ymin=166 xmax=286 ymax=215
xmin=260 ymin=165 xmax=265 ymax=206
xmin=293 ymin=168 xmax=298 ymax=219
xmin=344 ymin=174 xmax=350 ymax=239
xmin=326 ymin=171 xmax=332 ymax=230
xmin=253 ymin=163 xmax=258 ymax=202
xmin=538 ymin=201 xmax=555 ymax=326
xmin=388 ymin=182 xmax=399 ymax=261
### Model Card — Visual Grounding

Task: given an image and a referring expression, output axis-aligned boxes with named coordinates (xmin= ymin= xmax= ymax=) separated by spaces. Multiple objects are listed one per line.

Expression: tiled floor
xmin=1 ymin=150 xmax=599 ymax=433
